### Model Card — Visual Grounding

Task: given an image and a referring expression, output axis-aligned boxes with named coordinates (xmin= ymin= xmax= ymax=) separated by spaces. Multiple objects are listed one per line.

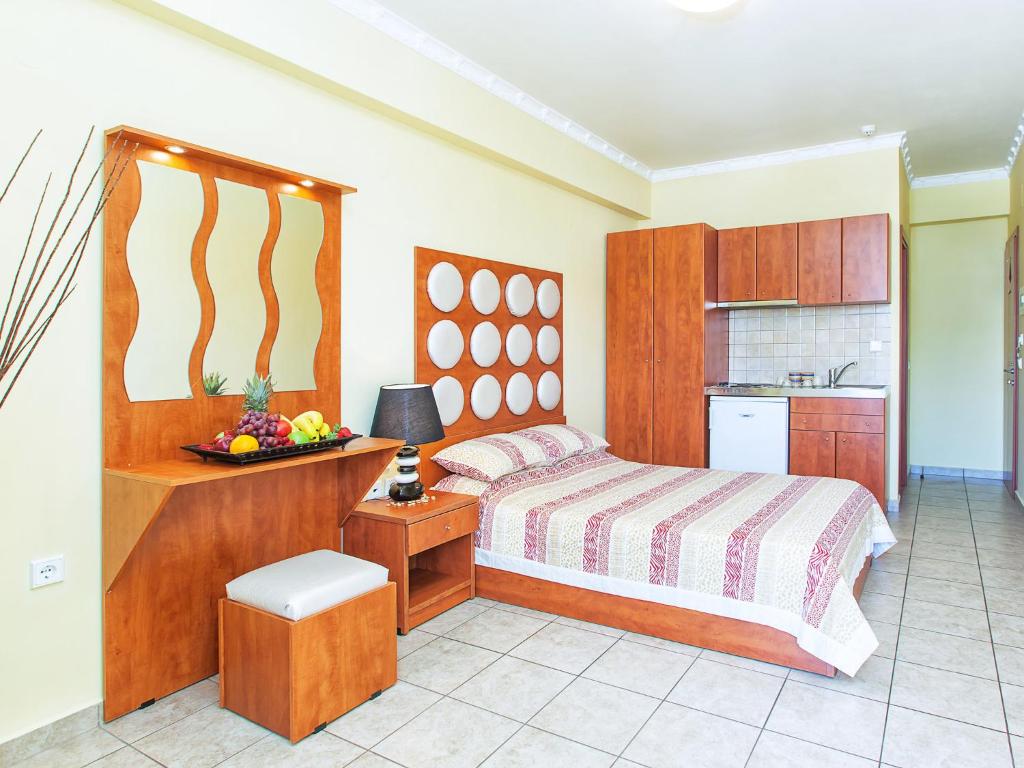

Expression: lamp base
xmin=389 ymin=445 xmax=425 ymax=502
xmin=389 ymin=479 xmax=425 ymax=502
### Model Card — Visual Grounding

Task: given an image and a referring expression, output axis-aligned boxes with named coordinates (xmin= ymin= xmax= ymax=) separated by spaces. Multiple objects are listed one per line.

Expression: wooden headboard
xmin=414 ymin=246 xmax=566 ymax=486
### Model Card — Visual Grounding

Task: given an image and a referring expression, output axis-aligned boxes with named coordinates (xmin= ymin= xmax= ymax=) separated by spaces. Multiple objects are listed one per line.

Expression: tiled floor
xmin=13 ymin=476 xmax=1024 ymax=767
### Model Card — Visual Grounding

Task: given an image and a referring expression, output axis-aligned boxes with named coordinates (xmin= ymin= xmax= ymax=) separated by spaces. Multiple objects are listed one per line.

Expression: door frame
xmin=1006 ymin=227 xmax=1020 ymax=493
xmin=899 ymin=228 xmax=910 ymax=490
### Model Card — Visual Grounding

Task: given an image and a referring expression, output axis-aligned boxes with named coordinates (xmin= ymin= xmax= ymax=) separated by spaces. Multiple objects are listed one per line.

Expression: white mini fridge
xmin=708 ymin=396 xmax=790 ymax=475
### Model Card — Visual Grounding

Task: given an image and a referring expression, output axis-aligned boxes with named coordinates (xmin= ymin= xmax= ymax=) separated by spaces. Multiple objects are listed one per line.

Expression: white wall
xmin=0 ymin=0 xmax=635 ymax=741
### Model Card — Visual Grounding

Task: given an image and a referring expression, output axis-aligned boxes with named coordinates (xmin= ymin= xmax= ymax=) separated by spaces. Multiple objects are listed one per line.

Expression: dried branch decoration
xmin=0 ymin=128 xmax=136 ymax=410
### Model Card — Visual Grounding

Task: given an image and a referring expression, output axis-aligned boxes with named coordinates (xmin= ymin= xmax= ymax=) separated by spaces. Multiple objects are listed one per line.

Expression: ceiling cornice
xmin=1007 ymin=108 xmax=1024 ymax=172
xmin=911 ymin=167 xmax=1009 ymax=189
xmin=651 ymin=133 xmax=907 ymax=183
xmin=328 ymin=0 xmax=654 ymax=180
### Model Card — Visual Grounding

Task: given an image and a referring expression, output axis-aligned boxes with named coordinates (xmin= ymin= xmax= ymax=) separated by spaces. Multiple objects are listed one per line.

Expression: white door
xmin=709 ymin=396 xmax=789 ymax=474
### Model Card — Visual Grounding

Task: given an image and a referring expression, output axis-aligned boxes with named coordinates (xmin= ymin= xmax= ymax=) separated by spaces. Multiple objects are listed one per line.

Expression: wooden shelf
xmin=104 ymin=437 xmax=405 ymax=487
xmin=408 ymin=568 xmax=472 ymax=614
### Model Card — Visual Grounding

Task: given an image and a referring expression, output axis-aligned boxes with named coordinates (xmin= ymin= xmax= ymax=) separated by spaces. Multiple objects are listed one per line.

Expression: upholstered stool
xmin=219 ymin=549 xmax=396 ymax=742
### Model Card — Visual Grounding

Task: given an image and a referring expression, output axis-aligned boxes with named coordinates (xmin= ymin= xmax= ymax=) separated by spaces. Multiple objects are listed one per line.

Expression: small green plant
xmin=203 ymin=371 xmax=228 ymax=396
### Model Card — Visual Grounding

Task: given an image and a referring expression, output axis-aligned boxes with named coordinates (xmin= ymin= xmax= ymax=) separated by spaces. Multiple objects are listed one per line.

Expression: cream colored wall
xmin=651 ymin=149 xmax=904 ymax=503
xmin=1012 ymin=156 xmax=1024 ymax=496
xmin=908 ymin=217 xmax=1007 ymax=471
xmin=0 ymin=0 xmax=635 ymax=742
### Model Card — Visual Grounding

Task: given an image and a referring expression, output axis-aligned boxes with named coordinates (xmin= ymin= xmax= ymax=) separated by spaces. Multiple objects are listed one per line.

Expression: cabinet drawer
xmin=790 ymin=398 xmax=884 ymax=416
xmin=408 ymin=504 xmax=478 ymax=556
xmin=790 ymin=413 xmax=884 ymax=433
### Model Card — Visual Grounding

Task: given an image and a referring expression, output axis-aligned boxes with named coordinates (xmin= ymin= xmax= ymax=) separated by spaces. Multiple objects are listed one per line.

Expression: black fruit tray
xmin=181 ymin=434 xmax=362 ymax=465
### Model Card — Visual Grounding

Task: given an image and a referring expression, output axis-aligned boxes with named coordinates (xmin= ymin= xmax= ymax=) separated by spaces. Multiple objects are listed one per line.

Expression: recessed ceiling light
xmin=668 ymin=0 xmax=740 ymax=13
xmin=299 ymin=179 xmax=315 ymax=188
xmin=166 ymin=145 xmax=186 ymax=154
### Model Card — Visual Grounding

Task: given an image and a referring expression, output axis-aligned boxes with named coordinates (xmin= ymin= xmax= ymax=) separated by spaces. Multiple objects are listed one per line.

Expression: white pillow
xmin=432 ymin=433 xmax=548 ymax=483
xmin=432 ymin=473 xmax=490 ymax=495
xmin=512 ymin=424 xmax=609 ymax=464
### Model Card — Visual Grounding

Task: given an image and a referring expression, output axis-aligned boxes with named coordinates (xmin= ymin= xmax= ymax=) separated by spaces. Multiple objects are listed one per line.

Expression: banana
xmin=292 ymin=411 xmax=324 ymax=440
xmin=318 ymin=422 xmax=331 ymax=438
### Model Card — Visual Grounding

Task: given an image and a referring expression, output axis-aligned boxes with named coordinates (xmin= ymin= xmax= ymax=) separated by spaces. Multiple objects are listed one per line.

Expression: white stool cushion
xmin=226 ymin=550 xmax=388 ymax=621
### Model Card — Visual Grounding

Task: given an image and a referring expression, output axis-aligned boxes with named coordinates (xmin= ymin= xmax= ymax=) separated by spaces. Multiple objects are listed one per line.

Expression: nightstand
xmin=342 ymin=491 xmax=479 ymax=634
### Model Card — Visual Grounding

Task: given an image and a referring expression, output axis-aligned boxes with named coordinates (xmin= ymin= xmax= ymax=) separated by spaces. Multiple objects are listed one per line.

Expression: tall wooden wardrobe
xmin=606 ymin=224 xmax=727 ymax=468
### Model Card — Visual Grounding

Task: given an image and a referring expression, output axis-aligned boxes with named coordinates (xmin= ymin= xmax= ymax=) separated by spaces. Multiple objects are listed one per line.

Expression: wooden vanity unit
xmin=101 ymin=128 xmax=402 ymax=722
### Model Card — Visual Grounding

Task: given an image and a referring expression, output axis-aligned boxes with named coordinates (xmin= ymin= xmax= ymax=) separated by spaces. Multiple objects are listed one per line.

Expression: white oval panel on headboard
xmin=536 ymin=325 xmax=560 ymax=365
xmin=537 ymin=278 xmax=561 ymax=319
xmin=426 ymin=319 xmax=464 ymax=370
xmin=505 ymin=324 xmax=533 ymax=367
xmin=537 ymin=370 xmax=562 ymax=411
xmin=470 ymin=268 xmax=501 ymax=315
xmin=471 ymin=374 xmax=502 ymax=420
xmin=505 ymin=372 xmax=534 ymax=416
xmin=427 ymin=261 xmax=464 ymax=312
xmin=505 ymin=273 xmax=535 ymax=317
xmin=432 ymin=375 xmax=465 ymax=426
xmin=470 ymin=321 xmax=501 ymax=367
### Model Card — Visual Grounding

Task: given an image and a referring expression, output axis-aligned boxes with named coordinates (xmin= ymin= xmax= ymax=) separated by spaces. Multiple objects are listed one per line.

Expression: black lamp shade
xmin=369 ymin=384 xmax=445 ymax=445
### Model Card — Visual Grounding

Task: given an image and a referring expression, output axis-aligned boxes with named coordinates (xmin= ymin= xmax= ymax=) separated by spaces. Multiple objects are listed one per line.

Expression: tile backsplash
xmin=727 ymin=304 xmax=892 ymax=385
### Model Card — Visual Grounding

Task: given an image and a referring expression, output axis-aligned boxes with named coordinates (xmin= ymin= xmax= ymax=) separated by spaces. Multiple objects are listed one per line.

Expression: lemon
xmin=229 ymin=435 xmax=260 ymax=454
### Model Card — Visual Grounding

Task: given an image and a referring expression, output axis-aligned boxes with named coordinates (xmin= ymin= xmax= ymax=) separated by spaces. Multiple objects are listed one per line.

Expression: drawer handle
xmin=445 ymin=524 xmax=451 ymax=531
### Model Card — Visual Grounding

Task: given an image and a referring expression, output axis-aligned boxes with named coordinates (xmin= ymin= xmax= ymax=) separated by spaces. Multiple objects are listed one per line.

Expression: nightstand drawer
xmin=408 ymin=504 xmax=478 ymax=555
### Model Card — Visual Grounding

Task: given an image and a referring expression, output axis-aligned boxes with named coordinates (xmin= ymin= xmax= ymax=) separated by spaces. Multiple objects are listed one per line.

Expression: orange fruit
xmin=229 ymin=435 xmax=259 ymax=454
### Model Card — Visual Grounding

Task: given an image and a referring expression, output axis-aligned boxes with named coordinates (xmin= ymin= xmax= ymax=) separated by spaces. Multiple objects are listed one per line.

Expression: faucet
xmin=828 ymin=361 xmax=857 ymax=388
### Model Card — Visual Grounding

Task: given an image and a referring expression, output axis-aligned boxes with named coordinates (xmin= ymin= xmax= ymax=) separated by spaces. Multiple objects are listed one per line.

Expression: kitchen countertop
xmin=705 ymin=384 xmax=888 ymax=399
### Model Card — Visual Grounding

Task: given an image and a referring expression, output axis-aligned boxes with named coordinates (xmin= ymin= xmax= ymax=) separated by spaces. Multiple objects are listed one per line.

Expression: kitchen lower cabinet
xmin=789 ymin=398 xmax=886 ymax=509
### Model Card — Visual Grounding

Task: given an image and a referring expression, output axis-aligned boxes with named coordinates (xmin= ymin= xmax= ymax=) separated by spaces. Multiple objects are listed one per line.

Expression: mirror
xmin=270 ymin=193 xmax=323 ymax=392
xmin=123 ymin=160 xmax=203 ymax=402
xmin=202 ymin=179 xmax=268 ymax=396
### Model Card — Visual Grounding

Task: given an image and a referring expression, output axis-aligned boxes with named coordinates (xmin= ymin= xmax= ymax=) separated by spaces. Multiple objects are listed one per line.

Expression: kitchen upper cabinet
xmin=789 ymin=429 xmax=836 ymax=477
xmin=797 ymin=219 xmax=842 ymax=305
xmin=842 ymin=214 xmax=890 ymax=303
xmin=717 ymin=227 xmax=755 ymax=302
xmin=755 ymin=223 xmax=797 ymax=301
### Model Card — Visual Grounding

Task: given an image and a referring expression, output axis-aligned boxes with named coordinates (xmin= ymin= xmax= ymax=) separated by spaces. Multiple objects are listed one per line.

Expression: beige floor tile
xmin=747 ymin=731 xmax=875 ymax=768
xmin=13 ymin=728 xmax=123 ymax=768
xmin=396 ymin=629 xmax=435 ymax=659
xmin=612 ymin=761 xmax=646 ymax=768
xmin=915 ymin=516 xmax=972 ymax=533
xmin=979 ymin=549 xmax=1024 ymax=569
xmin=325 ymin=681 xmax=440 ymax=749
xmin=85 ymin=746 xmax=162 ymax=767
xmin=973 ymin=521 xmax=1024 ymax=539
xmin=858 ymin=591 xmax=903 ymax=624
xmin=986 ymin=586 xmax=1024 ymax=617
xmin=871 ymin=553 xmax=909 ymax=574
xmin=445 ymin=608 xmax=548 ymax=653
xmin=623 ymin=702 xmax=759 ymax=768
xmin=765 ymin=681 xmax=886 ymax=759
xmin=789 ymin=654 xmax=892 ymax=702
xmin=509 ymin=623 xmax=617 ymax=674
xmin=553 ymin=616 xmax=626 ymax=638
xmin=890 ymin=661 xmax=1005 ymax=730
xmin=479 ymin=726 xmax=614 ymax=768
xmin=528 ymin=678 xmax=658 ymax=754
xmin=667 ymin=658 xmax=783 ymax=726
xmin=450 ymin=656 xmax=573 ymax=722
xmin=1003 ymin=682 xmax=1024 ymax=736
xmin=582 ymin=638 xmax=695 ymax=698
xmin=1 ymin=706 xmax=100 ymax=767
xmin=881 ymin=706 xmax=1012 ymax=768
xmin=871 ymin=620 xmax=899 ymax=659
xmin=375 ymin=698 xmax=518 ymax=768
xmin=991 ymin=612 xmax=1024 ymax=648
xmin=103 ymin=680 xmax=219 ymax=743
xmin=917 ymin=505 xmax=969 ymax=520
xmin=620 ymin=631 xmax=702 ymax=656
xmin=347 ymin=754 xmax=403 ymax=768
xmin=414 ymin=603 xmax=489 ymax=634
xmin=900 ymin=598 xmax=990 ymax=640
xmin=907 ymin=556 xmax=981 ymax=585
xmin=896 ymin=626 xmax=996 ymax=679
xmin=975 ymin=534 xmax=1022 ymax=553
xmin=864 ymin=569 xmax=906 ymax=597
xmin=490 ymin=602 xmax=558 ymax=621
xmin=217 ymin=732 xmax=363 ymax=767
xmin=133 ymin=706 xmax=268 ymax=768
xmin=698 ymin=648 xmax=790 ymax=677
xmin=981 ymin=565 xmax=1024 ymax=591
xmin=910 ymin=540 xmax=978 ymax=565
xmin=1013 ymin=734 xmax=1024 ymax=767
xmin=904 ymin=575 xmax=985 ymax=609
xmin=995 ymin=644 xmax=1024 ymax=686
xmin=398 ymin=637 xmax=500 ymax=694
xmin=912 ymin=527 xmax=975 ymax=547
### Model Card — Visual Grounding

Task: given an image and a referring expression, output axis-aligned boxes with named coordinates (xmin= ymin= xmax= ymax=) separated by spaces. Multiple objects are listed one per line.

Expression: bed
xmin=424 ymin=423 xmax=895 ymax=677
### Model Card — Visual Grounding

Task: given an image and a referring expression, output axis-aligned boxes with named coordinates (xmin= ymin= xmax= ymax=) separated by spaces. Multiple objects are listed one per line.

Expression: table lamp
xmin=369 ymin=384 xmax=445 ymax=502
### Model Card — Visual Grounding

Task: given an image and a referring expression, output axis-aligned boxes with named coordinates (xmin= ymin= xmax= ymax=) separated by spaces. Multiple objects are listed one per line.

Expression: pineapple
xmin=203 ymin=371 xmax=228 ymax=396
xmin=241 ymin=373 xmax=274 ymax=414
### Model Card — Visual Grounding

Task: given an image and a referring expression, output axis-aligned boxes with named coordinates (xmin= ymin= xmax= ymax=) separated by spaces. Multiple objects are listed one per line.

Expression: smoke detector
xmin=861 ymin=125 xmax=877 ymax=137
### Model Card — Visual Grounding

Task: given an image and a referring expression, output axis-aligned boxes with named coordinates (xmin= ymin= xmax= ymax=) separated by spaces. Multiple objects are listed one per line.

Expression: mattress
xmin=434 ymin=450 xmax=896 ymax=675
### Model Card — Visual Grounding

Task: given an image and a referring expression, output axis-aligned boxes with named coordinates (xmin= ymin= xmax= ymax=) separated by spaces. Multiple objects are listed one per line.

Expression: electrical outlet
xmin=31 ymin=556 xmax=65 ymax=588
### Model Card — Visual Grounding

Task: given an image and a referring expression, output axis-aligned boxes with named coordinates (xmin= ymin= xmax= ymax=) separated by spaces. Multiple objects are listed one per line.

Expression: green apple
xmin=289 ymin=430 xmax=311 ymax=445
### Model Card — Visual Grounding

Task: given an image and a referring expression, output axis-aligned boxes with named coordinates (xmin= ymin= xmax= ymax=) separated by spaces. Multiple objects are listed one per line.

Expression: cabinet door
xmin=842 ymin=214 xmax=890 ymax=303
xmin=755 ymin=223 xmax=797 ymax=300
xmin=606 ymin=229 xmax=654 ymax=463
xmin=797 ymin=219 xmax=842 ymax=305
xmin=789 ymin=429 xmax=836 ymax=477
xmin=653 ymin=224 xmax=706 ymax=468
xmin=717 ymin=227 xmax=755 ymax=302
xmin=836 ymin=431 xmax=886 ymax=508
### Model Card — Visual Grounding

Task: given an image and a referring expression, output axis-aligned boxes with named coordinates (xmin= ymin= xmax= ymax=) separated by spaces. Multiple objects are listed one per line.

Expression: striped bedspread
xmin=436 ymin=451 xmax=896 ymax=675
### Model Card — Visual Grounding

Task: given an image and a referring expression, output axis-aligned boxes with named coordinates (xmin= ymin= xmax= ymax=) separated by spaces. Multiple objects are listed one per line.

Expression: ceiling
xmin=365 ymin=0 xmax=1024 ymax=178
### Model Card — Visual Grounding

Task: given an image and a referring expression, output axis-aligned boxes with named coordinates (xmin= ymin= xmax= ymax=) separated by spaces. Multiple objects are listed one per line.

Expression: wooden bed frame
xmin=419 ymin=419 xmax=871 ymax=678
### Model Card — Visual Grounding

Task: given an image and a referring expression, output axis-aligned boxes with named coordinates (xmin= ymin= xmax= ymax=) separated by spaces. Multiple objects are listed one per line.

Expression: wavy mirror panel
xmin=202 ymin=179 xmax=269 ymax=395
xmin=123 ymin=160 xmax=203 ymax=402
xmin=269 ymin=193 xmax=324 ymax=392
